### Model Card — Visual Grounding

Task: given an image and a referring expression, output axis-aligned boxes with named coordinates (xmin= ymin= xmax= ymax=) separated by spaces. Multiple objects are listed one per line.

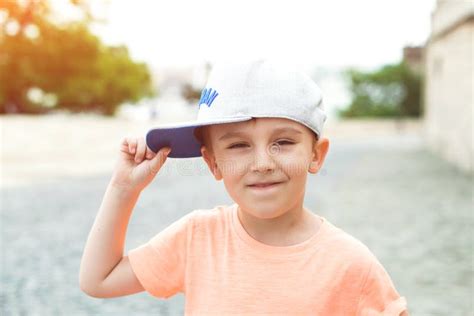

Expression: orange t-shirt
xmin=128 ymin=203 xmax=408 ymax=315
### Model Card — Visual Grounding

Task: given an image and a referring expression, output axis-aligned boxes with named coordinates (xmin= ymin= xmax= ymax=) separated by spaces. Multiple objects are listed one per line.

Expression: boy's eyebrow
xmin=218 ymin=127 xmax=302 ymax=141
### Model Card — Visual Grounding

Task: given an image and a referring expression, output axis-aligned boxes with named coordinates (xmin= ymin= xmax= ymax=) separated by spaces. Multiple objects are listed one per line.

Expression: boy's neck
xmin=237 ymin=202 xmax=321 ymax=247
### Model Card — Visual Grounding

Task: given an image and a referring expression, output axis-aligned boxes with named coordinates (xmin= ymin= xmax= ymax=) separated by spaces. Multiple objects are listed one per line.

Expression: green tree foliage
xmin=339 ymin=61 xmax=422 ymax=118
xmin=0 ymin=0 xmax=154 ymax=115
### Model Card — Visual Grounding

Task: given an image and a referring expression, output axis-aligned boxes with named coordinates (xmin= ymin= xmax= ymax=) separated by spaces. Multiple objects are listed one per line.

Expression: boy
xmin=79 ymin=59 xmax=409 ymax=315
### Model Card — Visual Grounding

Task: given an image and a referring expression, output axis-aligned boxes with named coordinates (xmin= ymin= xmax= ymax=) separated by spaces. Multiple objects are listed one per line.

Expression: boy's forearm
xmin=79 ymin=180 xmax=140 ymax=290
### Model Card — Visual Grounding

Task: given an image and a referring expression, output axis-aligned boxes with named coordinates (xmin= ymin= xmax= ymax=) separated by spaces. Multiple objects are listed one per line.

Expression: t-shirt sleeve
xmin=356 ymin=258 xmax=409 ymax=316
xmin=127 ymin=211 xmax=195 ymax=299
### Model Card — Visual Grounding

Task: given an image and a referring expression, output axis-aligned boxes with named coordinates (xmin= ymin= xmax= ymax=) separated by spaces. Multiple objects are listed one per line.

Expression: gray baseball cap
xmin=146 ymin=58 xmax=327 ymax=158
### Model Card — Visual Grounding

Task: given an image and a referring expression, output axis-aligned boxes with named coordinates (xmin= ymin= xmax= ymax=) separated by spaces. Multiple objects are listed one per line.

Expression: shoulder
xmin=142 ymin=204 xmax=231 ymax=248
xmin=165 ymin=204 xmax=229 ymax=229
xmin=321 ymin=220 xmax=381 ymax=272
xmin=317 ymin=220 xmax=407 ymax=313
xmin=188 ymin=203 xmax=233 ymax=234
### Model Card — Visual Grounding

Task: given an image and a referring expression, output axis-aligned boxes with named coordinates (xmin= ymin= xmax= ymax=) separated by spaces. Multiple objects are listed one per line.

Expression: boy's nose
xmin=250 ymin=144 xmax=278 ymax=173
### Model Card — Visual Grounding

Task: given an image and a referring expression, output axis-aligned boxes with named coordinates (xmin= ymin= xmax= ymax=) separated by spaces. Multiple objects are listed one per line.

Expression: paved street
xmin=1 ymin=119 xmax=472 ymax=315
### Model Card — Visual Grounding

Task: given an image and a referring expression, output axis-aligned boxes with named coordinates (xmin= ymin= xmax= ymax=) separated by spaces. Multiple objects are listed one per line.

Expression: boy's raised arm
xmin=79 ymin=136 xmax=171 ymax=298
xmin=79 ymin=182 xmax=141 ymax=297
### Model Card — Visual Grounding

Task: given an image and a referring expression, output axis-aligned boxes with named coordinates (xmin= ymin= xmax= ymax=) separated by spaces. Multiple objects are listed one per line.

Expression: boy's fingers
xmin=120 ymin=137 xmax=137 ymax=156
xmin=145 ymin=146 xmax=155 ymax=159
xmin=120 ymin=137 xmax=130 ymax=153
xmin=135 ymin=138 xmax=146 ymax=163
xmin=149 ymin=147 xmax=171 ymax=174
xmin=128 ymin=137 xmax=137 ymax=154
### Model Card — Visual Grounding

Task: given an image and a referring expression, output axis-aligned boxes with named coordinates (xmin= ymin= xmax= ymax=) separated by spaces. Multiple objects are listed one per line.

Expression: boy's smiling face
xmin=198 ymin=117 xmax=329 ymax=220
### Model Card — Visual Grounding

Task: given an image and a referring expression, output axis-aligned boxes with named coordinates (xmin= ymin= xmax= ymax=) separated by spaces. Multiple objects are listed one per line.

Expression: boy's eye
xmin=228 ymin=143 xmax=248 ymax=149
xmin=227 ymin=140 xmax=294 ymax=149
xmin=276 ymin=140 xmax=294 ymax=146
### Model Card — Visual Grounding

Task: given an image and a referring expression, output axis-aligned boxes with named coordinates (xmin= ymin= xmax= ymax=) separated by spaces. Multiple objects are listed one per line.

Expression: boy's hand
xmin=110 ymin=136 xmax=171 ymax=193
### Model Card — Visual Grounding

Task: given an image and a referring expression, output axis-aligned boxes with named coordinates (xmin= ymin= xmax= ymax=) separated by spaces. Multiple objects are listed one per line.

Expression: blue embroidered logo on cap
xmin=199 ymin=88 xmax=219 ymax=108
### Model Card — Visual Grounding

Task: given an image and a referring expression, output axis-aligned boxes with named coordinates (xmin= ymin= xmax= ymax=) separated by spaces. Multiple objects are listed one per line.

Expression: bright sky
xmin=87 ymin=0 xmax=437 ymax=72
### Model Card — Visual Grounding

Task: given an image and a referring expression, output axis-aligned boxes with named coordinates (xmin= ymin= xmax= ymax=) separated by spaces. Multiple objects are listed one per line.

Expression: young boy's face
xmin=200 ymin=117 xmax=329 ymax=219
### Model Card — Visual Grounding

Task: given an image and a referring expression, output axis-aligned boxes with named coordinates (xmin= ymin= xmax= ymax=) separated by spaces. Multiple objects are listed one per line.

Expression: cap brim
xmin=145 ymin=116 xmax=253 ymax=158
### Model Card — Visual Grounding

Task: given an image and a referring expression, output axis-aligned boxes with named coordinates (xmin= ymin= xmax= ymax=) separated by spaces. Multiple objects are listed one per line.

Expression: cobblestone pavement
xmin=1 ymin=133 xmax=472 ymax=315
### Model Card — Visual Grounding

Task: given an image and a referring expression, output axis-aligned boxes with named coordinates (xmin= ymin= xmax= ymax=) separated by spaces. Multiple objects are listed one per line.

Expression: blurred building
xmin=403 ymin=46 xmax=424 ymax=74
xmin=424 ymin=0 xmax=474 ymax=174
xmin=117 ymin=65 xmax=199 ymax=122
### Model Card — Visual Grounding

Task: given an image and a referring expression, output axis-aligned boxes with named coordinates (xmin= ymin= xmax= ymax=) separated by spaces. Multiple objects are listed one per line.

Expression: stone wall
xmin=423 ymin=0 xmax=474 ymax=173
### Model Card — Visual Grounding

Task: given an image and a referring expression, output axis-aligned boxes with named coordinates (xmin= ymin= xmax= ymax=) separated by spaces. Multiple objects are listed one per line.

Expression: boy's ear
xmin=201 ymin=145 xmax=223 ymax=180
xmin=308 ymin=137 xmax=330 ymax=174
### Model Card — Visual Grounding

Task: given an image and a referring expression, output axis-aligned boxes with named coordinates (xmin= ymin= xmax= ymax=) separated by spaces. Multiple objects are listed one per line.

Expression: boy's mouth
xmin=247 ymin=181 xmax=283 ymax=188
